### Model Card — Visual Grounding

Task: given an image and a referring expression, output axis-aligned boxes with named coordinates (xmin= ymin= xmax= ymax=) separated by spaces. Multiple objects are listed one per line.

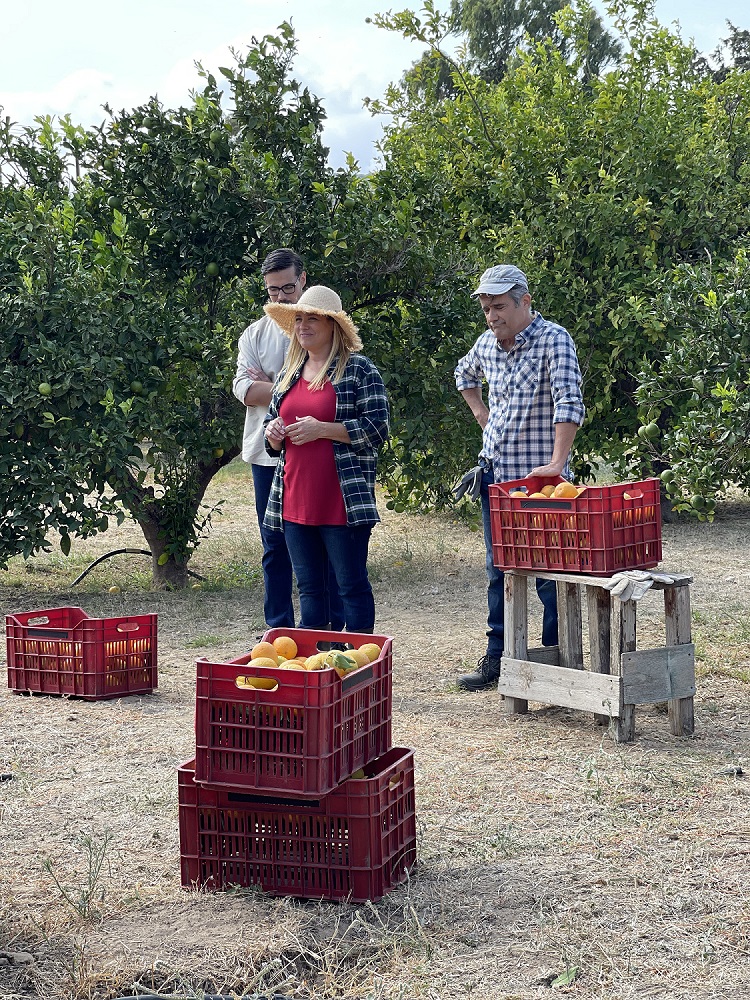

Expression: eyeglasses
xmin=265 ymin=277 xmax=300 ymax=298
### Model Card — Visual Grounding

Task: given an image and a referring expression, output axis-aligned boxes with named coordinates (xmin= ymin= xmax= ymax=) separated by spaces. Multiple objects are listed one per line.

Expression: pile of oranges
xmin=509 ymin=481 xmax=584 ymax=499
xmin=246 ymin=635 xmax=382 ymax=676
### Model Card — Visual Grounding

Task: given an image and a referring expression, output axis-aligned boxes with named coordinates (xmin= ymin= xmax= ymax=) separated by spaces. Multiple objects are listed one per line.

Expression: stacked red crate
xmin=180 ymin=627 xmax=417 ymax=902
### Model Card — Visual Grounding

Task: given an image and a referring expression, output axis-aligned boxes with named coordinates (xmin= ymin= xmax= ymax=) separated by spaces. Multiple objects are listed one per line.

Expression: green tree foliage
xmin=401 ymin=0 xmax=621 ymax=99
xmin=369 ymin=0 xmax=750 ymax=510
xmin=709 ymin=22 xmax=750 ymax=83
xmin=633 ymin=247 xmax=750 ymax=519
xmin=0 ymin=26 xmax=358 ymax=584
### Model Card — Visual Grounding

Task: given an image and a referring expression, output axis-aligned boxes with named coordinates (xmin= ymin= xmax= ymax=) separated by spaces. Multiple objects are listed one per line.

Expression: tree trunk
xmin=137 ymin=515 xmax=191 ymax=589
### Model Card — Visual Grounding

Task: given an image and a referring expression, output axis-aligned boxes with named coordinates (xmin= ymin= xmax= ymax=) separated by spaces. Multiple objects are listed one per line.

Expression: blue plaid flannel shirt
xmin=454 ymin=312 xmax=585 ymax=482
xmin=263 ymin=354 xmax=390 ymax=530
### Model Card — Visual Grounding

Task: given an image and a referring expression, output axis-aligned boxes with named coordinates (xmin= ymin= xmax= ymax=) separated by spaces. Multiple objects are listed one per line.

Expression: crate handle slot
xmin=116 ymin=622 xmax=141 ymax=633
xmin=235 ymin=675 xmax=279 ymax=692
xmin=25 ymin=616 xmax=51 ymax=626
xmin=622 ymin=490 xmax=643 ymax=501
xmin=388 ymin=771 xmax=404 ymax=792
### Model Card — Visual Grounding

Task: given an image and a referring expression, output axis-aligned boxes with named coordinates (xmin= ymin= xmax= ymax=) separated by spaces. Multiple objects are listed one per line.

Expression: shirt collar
xmin=494 ymin=311 xmax=542 ymax=352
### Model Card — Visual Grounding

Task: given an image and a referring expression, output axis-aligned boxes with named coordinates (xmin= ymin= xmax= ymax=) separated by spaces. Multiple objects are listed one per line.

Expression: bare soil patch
xmin=1 ymin=470 xmax=749 ymax=999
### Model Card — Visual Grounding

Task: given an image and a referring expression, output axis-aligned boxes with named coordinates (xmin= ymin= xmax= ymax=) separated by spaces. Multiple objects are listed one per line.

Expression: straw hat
xmin=264 ymin=285 xmax=363 ymax=352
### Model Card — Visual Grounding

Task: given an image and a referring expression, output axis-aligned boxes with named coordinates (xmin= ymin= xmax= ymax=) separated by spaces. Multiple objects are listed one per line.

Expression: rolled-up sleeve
xmin=454 ymin=342 xmax=485 ymax=391
xmin=341 ymin=361 xmax=390 ymax=452
xmin=549 ymin=332 xmax=585 ymax=425
xmin=232 ymin=327 xmax=260 ymax=405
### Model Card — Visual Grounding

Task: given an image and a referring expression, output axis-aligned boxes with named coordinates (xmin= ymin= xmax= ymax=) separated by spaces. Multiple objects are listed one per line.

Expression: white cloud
xmin=1 ymin=69 xmax=122 ymax=127
xmin=0 ymin=4 xmax=427 ymax=168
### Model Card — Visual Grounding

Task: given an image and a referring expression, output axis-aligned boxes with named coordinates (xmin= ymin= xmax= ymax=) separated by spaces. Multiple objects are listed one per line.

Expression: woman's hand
xmin=265 ymin=417 xmax=287 ymax=449
xmin=286 ymin=415 xmax=322 ymax=446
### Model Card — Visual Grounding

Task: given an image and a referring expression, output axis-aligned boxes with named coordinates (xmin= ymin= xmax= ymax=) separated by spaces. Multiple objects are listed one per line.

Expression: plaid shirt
xmin=455 ymin=312 xmax=585 ymax=482
xmin=263 ymin=354 xmax=390 ymax=530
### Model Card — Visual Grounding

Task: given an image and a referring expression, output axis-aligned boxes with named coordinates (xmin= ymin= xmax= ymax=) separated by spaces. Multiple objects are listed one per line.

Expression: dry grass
xmin=1 ymin=465 xmax=749 ymax=1000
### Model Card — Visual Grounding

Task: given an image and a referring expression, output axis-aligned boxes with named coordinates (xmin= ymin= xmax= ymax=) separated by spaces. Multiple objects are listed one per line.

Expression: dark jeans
xmin=283 ymin=521 xmax=375 ymax=634
xmin=252 ymin=467 xmax=345 ymax=631
xmin=481 ymin=467 xmax=558 ymax=658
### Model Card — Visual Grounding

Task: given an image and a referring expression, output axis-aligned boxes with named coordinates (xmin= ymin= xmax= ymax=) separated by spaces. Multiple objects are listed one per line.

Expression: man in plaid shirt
xmin=454 ymin=264 xmax=585 ymax=690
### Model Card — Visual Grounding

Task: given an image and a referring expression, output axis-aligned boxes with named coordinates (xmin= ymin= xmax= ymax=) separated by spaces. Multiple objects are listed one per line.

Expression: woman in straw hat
xmin=262 ymin=286 xmax=389 ymax=633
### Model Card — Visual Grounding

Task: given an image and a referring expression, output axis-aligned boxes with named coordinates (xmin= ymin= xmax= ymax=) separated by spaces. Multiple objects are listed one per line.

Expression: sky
xmin=1 ymin=1 xmax=748 ymax=170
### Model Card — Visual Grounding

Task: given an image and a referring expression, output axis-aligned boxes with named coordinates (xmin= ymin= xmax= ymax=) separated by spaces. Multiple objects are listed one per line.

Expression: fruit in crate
xmin=304 ymin=652 xmax=327 ymax=671
xmin=358 ymin=642 xmax=382 ymax=663
xmin=251 ymin=657 xmax=278 ymax=668
xmin=250 ymin=641 xmax=278 ymax=661
xmin=344 ymin=648 xmax=371 ymax=668
xmin=324 ymin=650 xmax=360 ymax=678
xmin=552 ymin=481 xmax=579 ymax=499
xmin=272 ymin=635 xmax=298 ymax=659
xmin=541 ymin=485 xmax=556 ymax=497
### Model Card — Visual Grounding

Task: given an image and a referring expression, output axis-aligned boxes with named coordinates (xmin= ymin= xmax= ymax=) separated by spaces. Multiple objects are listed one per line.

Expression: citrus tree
xmin=632 ymin=247 xmax=750 ymax=519
xmin=367 ymin=0 xmax=750 ymax=508
xmin=0 ymin=26 xmax=358 ymax=584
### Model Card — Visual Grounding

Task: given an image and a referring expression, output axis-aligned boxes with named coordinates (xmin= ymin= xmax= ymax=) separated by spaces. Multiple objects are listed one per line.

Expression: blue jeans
xmin=283 ymin=521 xmax=375 ymax=633
xmin=252 ymin=464 xmax=295 ymax=628
xmin=481 ymin=467 xmax=558 ymax=658
xmin=252 ymin=467 xmax=345 ymax=630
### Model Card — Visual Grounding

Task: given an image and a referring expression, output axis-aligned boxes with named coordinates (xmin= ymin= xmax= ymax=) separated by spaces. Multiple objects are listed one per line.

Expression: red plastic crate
xmin=179 ymin=746 xmax=416 ymax=902
xmin=6 ymin=606 xmax=158 ymax=700
xmin=194 ymin=628 xmax=392 ymax=797
xmin=489 ymin=477 xmax=662 ymax=575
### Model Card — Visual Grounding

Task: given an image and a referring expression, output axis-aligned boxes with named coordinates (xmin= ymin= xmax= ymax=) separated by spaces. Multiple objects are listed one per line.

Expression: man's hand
xmin=528 ymin=462 xmax=565 ymax=478
xmin=453 ymin=465 xmax=483 ymax=501
xmin=459 ymin=388 xmax=490 ymax=429
xmin=246 ymin=366 xmax=271 ymax=383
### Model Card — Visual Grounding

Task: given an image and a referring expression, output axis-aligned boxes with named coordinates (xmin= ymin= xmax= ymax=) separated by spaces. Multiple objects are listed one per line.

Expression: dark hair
xmin=261 ymin=248 xmax=304 ymax=277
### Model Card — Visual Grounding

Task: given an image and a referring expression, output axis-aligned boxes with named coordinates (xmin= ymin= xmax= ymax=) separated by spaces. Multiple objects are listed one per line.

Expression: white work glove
xmin=453 ymin=465 xmax=483 ymax=502
xmin=603 ymin=570 xmax=675 ymax=602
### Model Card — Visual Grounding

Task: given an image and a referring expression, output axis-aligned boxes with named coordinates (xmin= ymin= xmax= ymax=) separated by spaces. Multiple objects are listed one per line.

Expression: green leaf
xmin=551 ymin=966 xmax=579 ymax=987
xmin=157 ymin=553 xmax=169 ymax=566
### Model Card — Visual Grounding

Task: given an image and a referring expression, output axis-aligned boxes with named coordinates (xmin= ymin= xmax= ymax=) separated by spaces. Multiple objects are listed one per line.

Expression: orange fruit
xmin=553 ymin=481 xmax=579 ymax=499
xmin=304 ymin=653 xmax=327 ymax=670
xmin=344 ymin=648 xmax=370 ymax=668
xmin=250 ymin=656 xmax=278 ymax=668
xmin=357 ymin=642 xmax=382 ymax=663
xmin=509 ymin=490 xmax=527 ymax=497
xmin=251 ymin=641 xmax=278 ymax=661
xmin=273 ymin=635 xmax=298 ymax=659
xmin=528 ymin=492 xmax=548 ymax=499
xmin=540 ymin=485 xmax=556 ymax=497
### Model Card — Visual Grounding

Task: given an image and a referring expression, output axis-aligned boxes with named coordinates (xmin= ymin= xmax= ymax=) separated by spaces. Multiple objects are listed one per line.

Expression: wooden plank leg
xmin=587 ymin=585 xmax=612 ymax=726
xmin=611 ymin=596 xmax=637 ymax=743
xmin=665 ymin=584 xmax=695 ymax=736
xmin=557 ymin=581 xmax=583 ymax=671
xmin=503 ymin=572 xmax=528 ymax=714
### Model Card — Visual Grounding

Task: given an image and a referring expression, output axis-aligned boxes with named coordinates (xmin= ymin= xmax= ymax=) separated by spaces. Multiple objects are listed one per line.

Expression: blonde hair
xmin=277 ymin=317 xmax=353 ymax=392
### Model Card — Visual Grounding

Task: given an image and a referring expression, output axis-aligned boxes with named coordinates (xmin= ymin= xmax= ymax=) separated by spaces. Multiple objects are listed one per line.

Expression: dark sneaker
xmin=456 ymin=655 xmax=502 ymax=691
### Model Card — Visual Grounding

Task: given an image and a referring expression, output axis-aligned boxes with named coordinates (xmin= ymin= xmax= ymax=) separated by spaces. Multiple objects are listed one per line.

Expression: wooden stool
xmin=499 ymin=569 xmax=695 ymax=743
